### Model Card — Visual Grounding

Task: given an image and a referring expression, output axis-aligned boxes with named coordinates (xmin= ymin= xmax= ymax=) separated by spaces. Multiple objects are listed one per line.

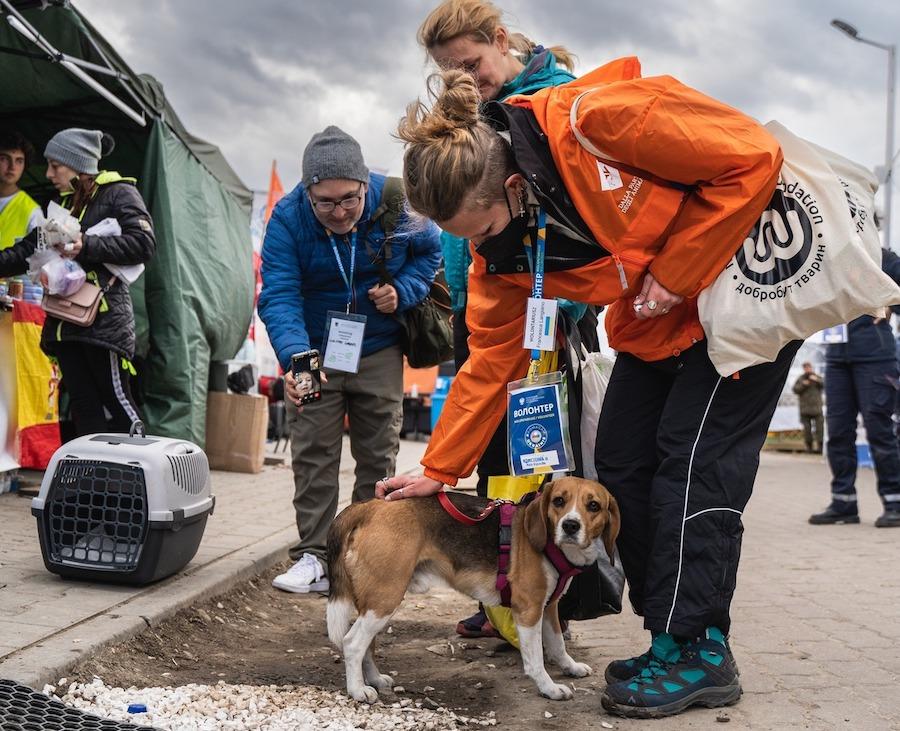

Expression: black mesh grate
xmin=0 ymin=679 xmax=158 ymax=730
xmin=166 ymin=451 xmax=206 ymax=496
xmin=45 ymin=459 xmax=148 ymax=571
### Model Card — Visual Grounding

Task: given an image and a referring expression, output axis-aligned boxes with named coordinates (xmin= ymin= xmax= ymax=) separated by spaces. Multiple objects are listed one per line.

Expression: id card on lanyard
xmin=323 ymin=227 xmax=367 ymax=373
xmin=506 ymin=208 xmax=574 ymax=476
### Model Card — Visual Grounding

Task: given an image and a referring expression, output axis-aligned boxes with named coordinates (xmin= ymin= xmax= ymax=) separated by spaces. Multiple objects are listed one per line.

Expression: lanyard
xmin=327 ymin=227 xmax=357 ymax=313
xmin=525 ymin=208 xmax=548 ymax=374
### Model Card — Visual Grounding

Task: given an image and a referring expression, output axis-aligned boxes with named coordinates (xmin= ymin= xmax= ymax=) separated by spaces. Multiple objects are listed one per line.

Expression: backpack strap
xmin=568 ymin=89 xmax=693 ymax=194
xmin=367 ymin=177 xmax=406 ymax=286
xmin=370 ymin=176 xmax=405 ymax=242
xmin=363 ymin=235 xmax=394 ymax=287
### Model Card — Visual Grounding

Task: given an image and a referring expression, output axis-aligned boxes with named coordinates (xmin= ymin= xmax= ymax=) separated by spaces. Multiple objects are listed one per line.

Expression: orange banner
xmin=264 ymin=160 xmax=285 ymax=224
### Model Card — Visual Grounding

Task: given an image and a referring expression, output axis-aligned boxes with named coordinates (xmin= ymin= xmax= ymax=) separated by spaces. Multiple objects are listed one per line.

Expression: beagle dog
xmin=326 ymin=476 xmax=620 ymax=703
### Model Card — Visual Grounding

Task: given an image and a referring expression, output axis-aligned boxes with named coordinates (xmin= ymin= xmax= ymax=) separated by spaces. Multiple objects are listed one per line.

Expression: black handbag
xmin=399 ymin=270 xmax=453 ymax=368
xmin=558 ymin=547 xmax=626 ymax=620
xmin=365 ymin=232 xmax=453 ymax=369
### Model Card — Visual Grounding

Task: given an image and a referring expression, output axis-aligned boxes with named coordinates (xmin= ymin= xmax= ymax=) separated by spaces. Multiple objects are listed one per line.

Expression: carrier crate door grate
xmin=46 ymin=459 xmax=148 ymax=570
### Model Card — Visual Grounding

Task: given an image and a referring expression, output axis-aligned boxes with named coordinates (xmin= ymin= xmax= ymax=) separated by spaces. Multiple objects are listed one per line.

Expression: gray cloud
xmin=75 ymin=0 xmax=900 ymax=206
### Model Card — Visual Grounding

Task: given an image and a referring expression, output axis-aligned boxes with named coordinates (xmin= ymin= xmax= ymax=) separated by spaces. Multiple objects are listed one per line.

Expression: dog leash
xmin=436 ymin=491 xmax=513 ymax=525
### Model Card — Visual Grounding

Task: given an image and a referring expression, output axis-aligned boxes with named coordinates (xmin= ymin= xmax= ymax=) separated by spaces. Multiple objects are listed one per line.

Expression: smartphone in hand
xmin=291 ymin=350 xmax=322 ymax=405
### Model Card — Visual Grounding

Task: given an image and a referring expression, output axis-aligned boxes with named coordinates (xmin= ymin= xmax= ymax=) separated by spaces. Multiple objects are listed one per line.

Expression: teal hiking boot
xmin=601 ymin=627 xmax=742 ymax=719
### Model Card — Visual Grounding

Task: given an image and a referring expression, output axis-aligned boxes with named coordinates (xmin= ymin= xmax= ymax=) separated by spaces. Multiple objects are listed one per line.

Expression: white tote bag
xmin=568 ymin=341 xmax=614 ymax=481
xmin=698 ymin=121 xmax=900 ymax=376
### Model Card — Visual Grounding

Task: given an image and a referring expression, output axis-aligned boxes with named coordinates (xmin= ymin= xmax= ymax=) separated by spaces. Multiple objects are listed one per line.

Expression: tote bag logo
xmin=735 ymin=186 xmax=814 ymax=285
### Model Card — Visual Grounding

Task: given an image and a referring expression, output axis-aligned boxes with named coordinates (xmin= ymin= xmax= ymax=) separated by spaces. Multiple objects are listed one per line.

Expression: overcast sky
xmin=76 ymin=0 xmax=900 ymax=221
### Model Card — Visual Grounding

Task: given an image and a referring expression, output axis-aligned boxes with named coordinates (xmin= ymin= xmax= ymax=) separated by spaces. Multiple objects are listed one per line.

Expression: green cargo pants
xmin=285 ymin=345 xmax=403 ymax=570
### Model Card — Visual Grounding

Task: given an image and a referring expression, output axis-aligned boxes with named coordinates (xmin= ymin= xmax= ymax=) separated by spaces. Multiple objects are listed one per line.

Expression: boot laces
xmin=633 ymin=654 xmax=674 ymax=684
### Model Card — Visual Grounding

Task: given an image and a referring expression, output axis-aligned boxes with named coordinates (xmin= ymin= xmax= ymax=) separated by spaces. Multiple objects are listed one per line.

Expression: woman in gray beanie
xmin=0 ymin=127 xmax=156 ymax=437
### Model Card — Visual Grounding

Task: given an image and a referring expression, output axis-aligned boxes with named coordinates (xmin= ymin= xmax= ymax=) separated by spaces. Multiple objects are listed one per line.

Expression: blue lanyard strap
xmin=526 ymin=209 xmax=547 ymax=365
xmin=327 ymin=227 xmax=357 ymax=313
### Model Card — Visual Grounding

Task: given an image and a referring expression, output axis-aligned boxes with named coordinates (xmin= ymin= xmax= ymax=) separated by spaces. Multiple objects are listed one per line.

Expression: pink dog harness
xmin=437 ymin=491 xmax=583 ymax=608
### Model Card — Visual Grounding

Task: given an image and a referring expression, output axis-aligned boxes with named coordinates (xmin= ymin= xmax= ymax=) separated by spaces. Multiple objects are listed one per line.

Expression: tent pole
xmin=74 ymin=13 xmax=154 ymax=114
xmin=1 ymin=3 xmax=55 ymax=55
xmin=60 ymin=60 xmax=146 ymax=126
xmin=1 ymin=7 xmax=146 ymax=127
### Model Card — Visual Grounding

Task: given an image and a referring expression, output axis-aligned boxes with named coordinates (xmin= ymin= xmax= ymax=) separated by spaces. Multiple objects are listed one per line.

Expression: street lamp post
xmin=831 ymin=18 xmax=897 ymax=252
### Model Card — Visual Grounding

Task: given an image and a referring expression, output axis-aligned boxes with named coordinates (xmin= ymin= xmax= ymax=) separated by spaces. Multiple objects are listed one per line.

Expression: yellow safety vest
xmin=0 ymin=190 xmax=40 ymax=250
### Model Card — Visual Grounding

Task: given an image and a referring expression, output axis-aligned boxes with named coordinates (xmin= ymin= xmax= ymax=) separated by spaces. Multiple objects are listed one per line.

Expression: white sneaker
xmin=272 ymin=553 xmax=330 ymax=593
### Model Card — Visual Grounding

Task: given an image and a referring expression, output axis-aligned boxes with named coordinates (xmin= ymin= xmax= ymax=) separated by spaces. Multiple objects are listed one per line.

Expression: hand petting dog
xmin=375 ymin=474 xmax=442 ymax=501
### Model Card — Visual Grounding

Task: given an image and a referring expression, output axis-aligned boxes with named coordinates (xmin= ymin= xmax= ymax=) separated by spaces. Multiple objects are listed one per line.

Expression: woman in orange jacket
xmin=378 ymin=63 xmax=801 ymax=718
xmin=419 ymin=0 xmax=586 ymax=642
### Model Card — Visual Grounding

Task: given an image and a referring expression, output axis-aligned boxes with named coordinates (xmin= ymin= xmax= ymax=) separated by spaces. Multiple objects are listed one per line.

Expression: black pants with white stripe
xmin=595 ymin=339 xmax=800 ymax=638
xmin=55 ymin=342 xmax=141 ymax=437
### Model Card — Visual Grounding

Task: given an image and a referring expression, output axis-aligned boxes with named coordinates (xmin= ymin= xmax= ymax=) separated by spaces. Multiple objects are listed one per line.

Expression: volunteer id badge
xmin=523 ymin=297 xmax=558 ymax=351
xmin=507 ymin=371 xmax=574 ymax=476
xmin=323 ymin=311 xmax=366 ymax=373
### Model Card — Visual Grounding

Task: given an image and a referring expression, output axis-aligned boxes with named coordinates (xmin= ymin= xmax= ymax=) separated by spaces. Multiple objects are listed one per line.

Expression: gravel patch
xmin=46 ymin=677 xmax=498 ymax=730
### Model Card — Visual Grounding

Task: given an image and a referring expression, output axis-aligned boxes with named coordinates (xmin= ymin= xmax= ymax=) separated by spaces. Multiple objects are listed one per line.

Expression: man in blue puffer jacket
xmin=259 ymin=126 xmax=441 ymax=592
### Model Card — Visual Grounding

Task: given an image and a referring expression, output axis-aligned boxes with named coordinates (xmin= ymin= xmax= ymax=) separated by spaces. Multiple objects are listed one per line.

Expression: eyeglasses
xmin=308 ymin=183 xmax=364 ymax=213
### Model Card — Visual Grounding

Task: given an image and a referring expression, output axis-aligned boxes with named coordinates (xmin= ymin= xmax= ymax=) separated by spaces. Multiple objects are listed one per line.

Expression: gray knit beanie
xmin=44 ymin=128 xmax=115 ymax=175
xmin=301 ymin=126 xmax=368 ymax=187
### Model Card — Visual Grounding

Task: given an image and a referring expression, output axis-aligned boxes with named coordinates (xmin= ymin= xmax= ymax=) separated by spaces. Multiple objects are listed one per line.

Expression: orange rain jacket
xmin=423 ymin=57 xmax=783 ymax=485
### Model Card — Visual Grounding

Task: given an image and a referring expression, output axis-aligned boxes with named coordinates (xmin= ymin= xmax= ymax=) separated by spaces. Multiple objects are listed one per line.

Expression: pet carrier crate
xmin=31 ymin=424 xmax=214 ymax=585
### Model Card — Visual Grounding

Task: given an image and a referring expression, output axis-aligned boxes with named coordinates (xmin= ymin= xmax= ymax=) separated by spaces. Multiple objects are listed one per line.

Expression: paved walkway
xmin=1 ymin=444 xmax=898 ymax=728
xmin=586 ymin=451 xmax=900 ymax=729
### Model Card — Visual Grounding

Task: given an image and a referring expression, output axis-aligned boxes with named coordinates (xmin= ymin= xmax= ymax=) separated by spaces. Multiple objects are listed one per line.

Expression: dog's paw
xmin=562 ymin=661 xmax=593 ymax=678
xmin=349 ymin=684 xmax=379 ymax=704
xmin=367 ymin=672 xmax=393 ymax=690
xmin=541 ymin=682 xmax=574 ymax=701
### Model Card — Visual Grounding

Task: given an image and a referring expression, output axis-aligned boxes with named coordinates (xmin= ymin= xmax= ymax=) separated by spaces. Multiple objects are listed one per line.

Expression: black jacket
xmin=826 ymin=248 xmax=900 ymax=364
xmin=477 ymin=100 xmax=608 ymax=275
xmin=0 ymin=174 xmax=156 ymax=358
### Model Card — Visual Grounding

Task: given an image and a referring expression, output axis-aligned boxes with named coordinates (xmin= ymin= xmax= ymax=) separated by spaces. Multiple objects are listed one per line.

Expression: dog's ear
xmin=523 ymin=481 xmax=553 ymax=552
xmin=602 ymin=494 xmax=621 ymax=565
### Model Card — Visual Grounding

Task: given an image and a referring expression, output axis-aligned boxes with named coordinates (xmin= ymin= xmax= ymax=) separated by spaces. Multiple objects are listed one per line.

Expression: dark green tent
xmin=0 ymin=0 xmax=254 ymax=445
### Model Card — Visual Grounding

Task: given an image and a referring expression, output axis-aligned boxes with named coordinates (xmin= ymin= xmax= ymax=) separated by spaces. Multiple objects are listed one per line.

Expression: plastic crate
xmin=31 ymin=429 xmax=214 ymax=585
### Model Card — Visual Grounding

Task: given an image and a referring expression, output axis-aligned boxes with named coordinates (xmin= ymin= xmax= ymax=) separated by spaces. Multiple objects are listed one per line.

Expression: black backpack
xmin=369 ymin=177 xmax=453 ymax=368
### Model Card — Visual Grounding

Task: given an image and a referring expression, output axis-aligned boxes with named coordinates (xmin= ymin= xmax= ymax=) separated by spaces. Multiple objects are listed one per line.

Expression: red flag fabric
xmin=264 ymin=160 xmax=285 ymax=224
xmin=249 ymin=251 xmax=262 ymax=341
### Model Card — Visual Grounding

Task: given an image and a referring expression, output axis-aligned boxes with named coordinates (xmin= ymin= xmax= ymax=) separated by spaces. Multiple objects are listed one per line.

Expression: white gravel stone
xmin=49 ymin=678 xmax=498 ymax=730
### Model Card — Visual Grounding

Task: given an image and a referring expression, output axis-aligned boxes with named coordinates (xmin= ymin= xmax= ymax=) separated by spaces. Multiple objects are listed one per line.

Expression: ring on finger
xmin=646 ymin=299 xmax=658 ymax=311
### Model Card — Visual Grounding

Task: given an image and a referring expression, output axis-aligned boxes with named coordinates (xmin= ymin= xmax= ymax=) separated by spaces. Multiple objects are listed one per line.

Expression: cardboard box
xmin=205 ymin=392 xmax=267 ymax=473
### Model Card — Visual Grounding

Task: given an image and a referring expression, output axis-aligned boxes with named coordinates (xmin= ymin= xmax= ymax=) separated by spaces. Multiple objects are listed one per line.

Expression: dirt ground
xmin=68 ymin=562 xmax=618 ymax=729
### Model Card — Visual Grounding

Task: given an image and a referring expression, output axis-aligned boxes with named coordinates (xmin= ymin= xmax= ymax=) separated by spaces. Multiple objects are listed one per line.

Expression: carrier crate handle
xmin=129 ymin=420 xmax=146 ymax=438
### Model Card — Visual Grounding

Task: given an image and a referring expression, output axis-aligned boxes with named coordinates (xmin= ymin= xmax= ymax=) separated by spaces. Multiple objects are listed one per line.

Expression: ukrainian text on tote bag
xmin=698 ymin=121 xmax=900 ymax=376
